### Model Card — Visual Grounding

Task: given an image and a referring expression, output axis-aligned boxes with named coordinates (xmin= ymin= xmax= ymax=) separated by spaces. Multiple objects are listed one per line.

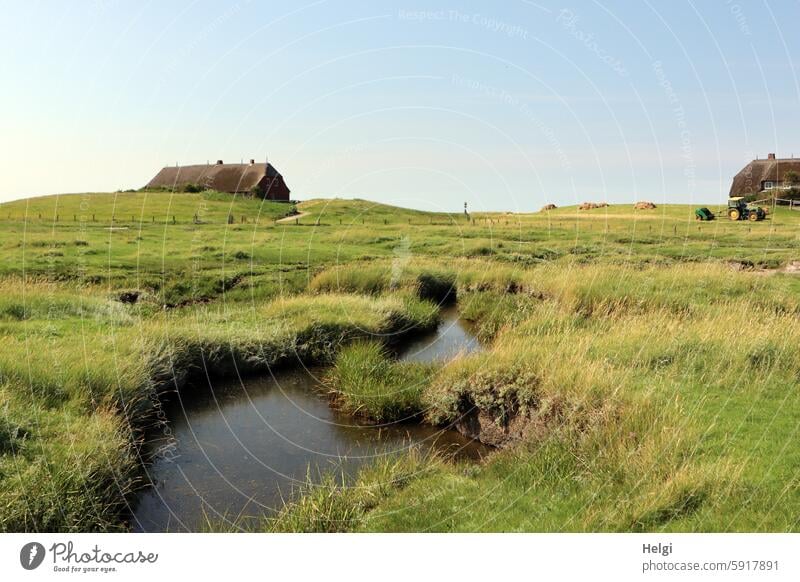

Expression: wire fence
xmin=0 ymin=214 xmax=510 ymax=226
xmin=773 ymin=198 xmax=800 ymax=211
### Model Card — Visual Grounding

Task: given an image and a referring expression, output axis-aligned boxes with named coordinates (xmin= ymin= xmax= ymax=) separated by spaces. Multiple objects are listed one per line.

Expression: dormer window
xmin=764 ymin=181 xmax=774 ymax=190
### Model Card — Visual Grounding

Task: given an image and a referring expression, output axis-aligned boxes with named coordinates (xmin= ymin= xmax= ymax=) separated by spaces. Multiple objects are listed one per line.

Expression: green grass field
xmin=1 ymin=190 xmax=799 ymax=532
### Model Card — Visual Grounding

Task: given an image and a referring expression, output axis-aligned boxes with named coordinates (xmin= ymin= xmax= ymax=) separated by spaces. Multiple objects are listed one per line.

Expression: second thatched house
xmin=729 ymin=153 xmax=800 ymax=198
xmin=146 ymin=159 xmax=291 ymax=201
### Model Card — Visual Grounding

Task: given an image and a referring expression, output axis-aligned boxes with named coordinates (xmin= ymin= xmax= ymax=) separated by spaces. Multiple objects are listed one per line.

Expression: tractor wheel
xmin=729 ymin=208 xmax=740 ymax=221
xmin=749 ymin=212 xmax=758 ymax=222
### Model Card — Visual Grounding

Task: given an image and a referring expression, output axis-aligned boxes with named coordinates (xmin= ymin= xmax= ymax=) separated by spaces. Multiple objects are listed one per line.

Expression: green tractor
xmin=727 ymin=197 xmax=766 ymax=222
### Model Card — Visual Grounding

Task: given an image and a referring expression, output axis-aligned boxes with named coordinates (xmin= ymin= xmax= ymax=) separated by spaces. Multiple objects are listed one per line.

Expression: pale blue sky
xmin=1 ymin=0 xmax=798 ymax=210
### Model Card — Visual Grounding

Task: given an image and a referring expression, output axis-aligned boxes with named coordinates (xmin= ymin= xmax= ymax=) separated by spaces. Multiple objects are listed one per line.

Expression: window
xmin=764 ymin=181 xmax=774 ymax=189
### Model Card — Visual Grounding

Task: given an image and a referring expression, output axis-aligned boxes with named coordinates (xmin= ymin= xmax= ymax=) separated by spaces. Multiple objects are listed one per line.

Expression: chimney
xmin=768 ymin=153 xmax=776 ymax=160
xmin=216 ymin=159 xmax=223 ymax=165
xmin=249 ymin=159 xmax=255 ymax=165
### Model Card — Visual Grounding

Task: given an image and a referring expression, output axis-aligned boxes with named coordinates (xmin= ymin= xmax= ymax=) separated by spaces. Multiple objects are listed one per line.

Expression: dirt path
xmin=276 ymin=212 xmax=310 ymax=223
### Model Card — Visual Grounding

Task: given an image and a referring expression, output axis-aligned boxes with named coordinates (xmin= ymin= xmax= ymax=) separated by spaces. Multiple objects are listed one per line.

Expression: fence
xmin=0 ymin=214 xmax=485 ymax=226
xmin=773 ymin=198 xmax=800 ymax=211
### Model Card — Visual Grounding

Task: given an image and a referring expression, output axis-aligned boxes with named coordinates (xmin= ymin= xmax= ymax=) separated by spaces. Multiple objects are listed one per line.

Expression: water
xmin=397 ymin=306 xmax=481 ymax=362
xmin=131 ymin=308 xmax=484 ymax=532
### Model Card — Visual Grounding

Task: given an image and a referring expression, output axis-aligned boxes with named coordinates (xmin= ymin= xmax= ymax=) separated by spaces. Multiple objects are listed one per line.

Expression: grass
xmin=218 ymin=265 xmax=800 ymax=532
xmin=201 ymin=447 xmax=442 ymax=533
xmin=309 ymin=264 xmax=457 ymax=303
xmin=0 ymin=276 xmax=438 ymax=531
xmin=2 ymin=194 xmax=798 ymax=305
xmin=359 ymin=274 xmax=800 ymax=531
xmin=1 ymin=191 xmax=800 ymax=532
xmin=327 ymin=340 xmax=436 ymax=422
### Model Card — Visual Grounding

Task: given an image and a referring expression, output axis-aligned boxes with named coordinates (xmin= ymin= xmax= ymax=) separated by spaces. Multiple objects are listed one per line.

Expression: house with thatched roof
xmin=146 ymin=159 xmax=291 ymax=201
xmin=730 ymin=153 xmax=800 ymax=198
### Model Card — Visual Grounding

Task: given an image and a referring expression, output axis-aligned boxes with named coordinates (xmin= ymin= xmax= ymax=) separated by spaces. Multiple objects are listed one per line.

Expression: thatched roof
xmin=730 ymin=157 xmax=800 ymax=197
xmin=146 ymin=162 xmax=284 ymax=193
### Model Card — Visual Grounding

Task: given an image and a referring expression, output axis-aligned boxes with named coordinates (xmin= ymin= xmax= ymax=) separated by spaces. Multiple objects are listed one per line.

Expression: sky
xmin=0 ymin=0 xmax=798 ymax=211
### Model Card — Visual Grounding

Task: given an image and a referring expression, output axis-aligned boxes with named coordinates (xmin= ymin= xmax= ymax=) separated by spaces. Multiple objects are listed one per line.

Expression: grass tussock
xmin=327 ymin=341 xmax=436 ymax=422
xmin=310 ymin=265 xmax=457 ymax=304
xmin=0 ymin=400 xmax=136 ymax=532
xmin=0 ymin=416 xmax=28 ymax=455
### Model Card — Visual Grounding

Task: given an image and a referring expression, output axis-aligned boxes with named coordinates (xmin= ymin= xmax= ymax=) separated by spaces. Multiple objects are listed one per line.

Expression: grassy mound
xmin=309 ymin=265 xmax=457 ymax=304
xmin=327 ymin=341 xmax=436 ymax=422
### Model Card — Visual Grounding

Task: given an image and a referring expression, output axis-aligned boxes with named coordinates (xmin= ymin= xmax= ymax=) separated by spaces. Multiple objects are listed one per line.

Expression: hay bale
xmin=634 ymin=201 xmax=657 ymax=210
xmin=578 ymin=202 xmax=609 ymax=210
xmin=540 ymin=204 xmax=557 ymax=211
